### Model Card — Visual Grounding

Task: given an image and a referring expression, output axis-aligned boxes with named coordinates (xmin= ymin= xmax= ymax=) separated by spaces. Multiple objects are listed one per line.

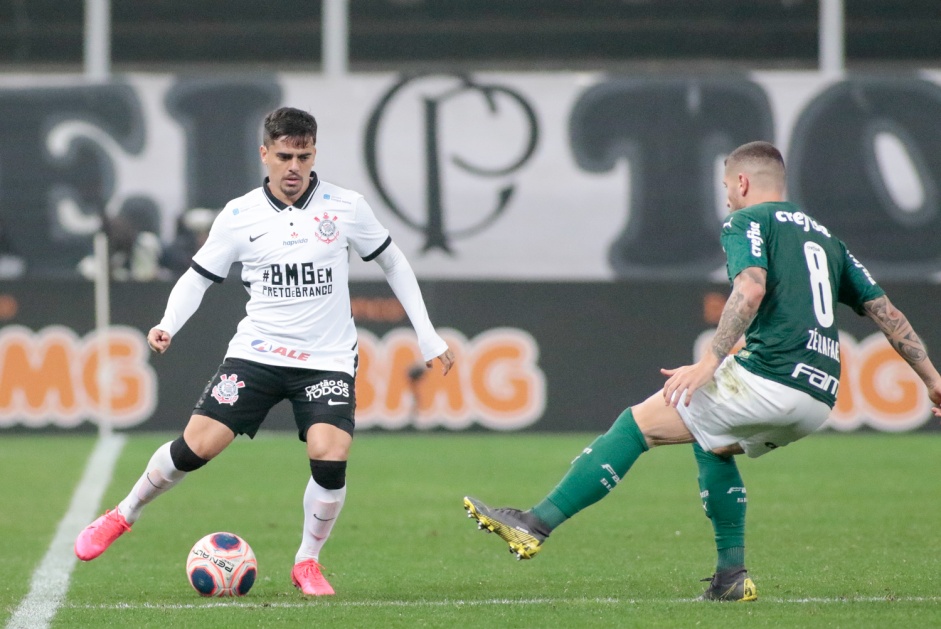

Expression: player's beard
xmin=280 ymin=175 xmax=305 ymax=201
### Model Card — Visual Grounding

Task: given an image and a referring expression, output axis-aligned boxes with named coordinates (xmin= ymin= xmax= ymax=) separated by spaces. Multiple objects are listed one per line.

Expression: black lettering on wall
xmin=569 ymin=77 xmax=774 ymax=279
xmin=165 ymin=79 xmax=282 ymax=210
xmin=0 ymin=84 xmax=145 ymax=274
xmin=788 ymin=78 xmax=941 ymax=279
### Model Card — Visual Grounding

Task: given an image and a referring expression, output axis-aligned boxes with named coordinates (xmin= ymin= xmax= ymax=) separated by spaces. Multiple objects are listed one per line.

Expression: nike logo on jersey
xmin=327 ymin=399 xmax=348 ymax=406
xmin=249 ymin=232 xmax=268 ymax=242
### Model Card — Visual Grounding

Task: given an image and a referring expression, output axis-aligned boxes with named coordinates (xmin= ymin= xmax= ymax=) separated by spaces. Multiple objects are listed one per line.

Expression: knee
xmin=305 ymin=423 xmax=352 ymax=460
xmin=306 ymin=440 xmax=350 ymax=461
xmin=170 ymin=436 xmax=209 ymax=472
xmin=631 ymin=398 xmax=694 ymax=448
xmin=182 ymin=414 xmax=235 ymax=459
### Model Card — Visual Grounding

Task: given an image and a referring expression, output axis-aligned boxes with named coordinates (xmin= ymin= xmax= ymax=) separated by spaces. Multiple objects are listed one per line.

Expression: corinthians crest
xmin=314 ymin=212 xmax=339 ymax=244
xmin=211 ymin=373 xmax=245 ymax=405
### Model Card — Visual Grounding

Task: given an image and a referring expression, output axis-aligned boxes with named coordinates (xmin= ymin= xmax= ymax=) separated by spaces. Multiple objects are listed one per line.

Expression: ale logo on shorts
xmin=212 ymin=373 xmax=245 ymax=405
xmin=314 ymin=212 xmax=339 ymax=244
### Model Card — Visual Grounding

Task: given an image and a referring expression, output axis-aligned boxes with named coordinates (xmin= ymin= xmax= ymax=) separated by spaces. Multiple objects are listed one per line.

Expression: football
xmin=185 ymin=532 xmax=258 ymax=597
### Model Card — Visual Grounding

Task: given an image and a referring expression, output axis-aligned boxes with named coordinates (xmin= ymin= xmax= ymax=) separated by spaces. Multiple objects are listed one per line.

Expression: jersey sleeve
xmin=155 ymin=267 xmax=214 ymax=336
xmin=373 ymin=242 xmax=448 ymax=361
xmin=348 ymin=197 xmax=392 ymax=261
xmin=190 ymin=207 xmax=238 ymax=282
xmin=837 ymin=244 xmax=885 ymax=314
xmin=720 ymin=209 xmax=768 ymax=282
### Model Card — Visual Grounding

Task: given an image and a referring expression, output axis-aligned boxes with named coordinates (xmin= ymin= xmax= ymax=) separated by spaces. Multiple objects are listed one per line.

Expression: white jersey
xmin=191 ymin=175 xmax=390 ymax=375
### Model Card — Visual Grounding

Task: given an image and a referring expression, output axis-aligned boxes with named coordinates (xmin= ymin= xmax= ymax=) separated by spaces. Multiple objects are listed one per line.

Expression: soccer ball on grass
xmin=185 ymin=532 xmax=257 ymax=597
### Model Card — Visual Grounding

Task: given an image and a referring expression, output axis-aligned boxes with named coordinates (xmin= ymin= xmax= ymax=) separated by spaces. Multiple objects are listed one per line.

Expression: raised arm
xmin=862 ymin=294 xmax=941 ymax=413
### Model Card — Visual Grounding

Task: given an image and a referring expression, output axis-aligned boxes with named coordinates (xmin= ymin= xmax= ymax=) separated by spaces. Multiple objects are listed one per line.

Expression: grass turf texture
xmin=2 ymin=432 xmax=940 ymax=628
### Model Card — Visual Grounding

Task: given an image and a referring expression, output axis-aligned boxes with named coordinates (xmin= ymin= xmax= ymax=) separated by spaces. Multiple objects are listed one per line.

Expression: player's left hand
xmin=928 ymin=384 xmax=941 ymax=418
xmin=427 ymin=347 xmax=455 ymax=376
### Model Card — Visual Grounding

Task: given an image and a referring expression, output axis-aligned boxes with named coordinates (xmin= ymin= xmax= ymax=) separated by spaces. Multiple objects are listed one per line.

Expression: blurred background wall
xmin=0 ymin=1 xmax=938 ymax=434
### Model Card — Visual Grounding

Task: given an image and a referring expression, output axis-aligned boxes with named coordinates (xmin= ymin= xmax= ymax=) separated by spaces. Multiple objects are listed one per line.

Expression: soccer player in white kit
xmin=75 ymin=107 xmax=455 ymax=596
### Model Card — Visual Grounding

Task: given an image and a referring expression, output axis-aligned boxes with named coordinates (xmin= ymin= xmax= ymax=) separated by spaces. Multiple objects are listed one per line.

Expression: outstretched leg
xmin=465 ymin=407 xmax=649 ymax=559
xmin=74 ymin=414 xmax=228 ymax=561
xmin=532 ymin=407 xmax=649 ymax=526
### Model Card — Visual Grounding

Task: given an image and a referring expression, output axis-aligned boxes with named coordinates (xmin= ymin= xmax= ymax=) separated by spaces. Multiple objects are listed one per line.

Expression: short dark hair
xmin=263 ymin=107 xmax=317 ymax=147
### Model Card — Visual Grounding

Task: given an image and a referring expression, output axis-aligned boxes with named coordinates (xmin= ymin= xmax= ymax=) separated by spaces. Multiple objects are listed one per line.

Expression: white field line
xmin=6 ymin=434 xmax=127 ymax=629
xmin=65 ymin=595 xmax=941 ymax=610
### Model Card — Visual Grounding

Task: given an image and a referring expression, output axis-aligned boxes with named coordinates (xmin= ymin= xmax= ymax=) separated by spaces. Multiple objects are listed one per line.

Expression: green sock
xmin=693 ymin=443 xmax=746 ymax=572
xmin=531 ymin=408 xmax=648 ymax=529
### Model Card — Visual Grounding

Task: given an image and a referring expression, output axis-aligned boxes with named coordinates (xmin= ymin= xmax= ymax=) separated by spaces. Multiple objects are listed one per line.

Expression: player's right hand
xmin=660 ymin=354 xmax=722 ymax=407
xmin=147 ymin=327 xmax=172 ymax=354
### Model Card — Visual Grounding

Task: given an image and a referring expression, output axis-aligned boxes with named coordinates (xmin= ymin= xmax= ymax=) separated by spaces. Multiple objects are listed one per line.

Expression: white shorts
xmin=676 ymin=357 xmax=831 ymax=458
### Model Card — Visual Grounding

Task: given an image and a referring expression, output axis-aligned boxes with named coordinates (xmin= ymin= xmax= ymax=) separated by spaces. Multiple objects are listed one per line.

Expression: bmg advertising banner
xmin=0 ymin=280 xmax=936 ymax=434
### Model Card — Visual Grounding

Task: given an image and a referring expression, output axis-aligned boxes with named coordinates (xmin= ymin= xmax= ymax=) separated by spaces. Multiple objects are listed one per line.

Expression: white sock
xmin=117 ymin=441 xmax=187 ymax=524
xmin=295 ymin=477 xmax=346 ymax=564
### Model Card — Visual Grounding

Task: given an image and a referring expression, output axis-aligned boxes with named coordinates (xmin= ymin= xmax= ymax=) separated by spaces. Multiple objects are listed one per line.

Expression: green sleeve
xmin=837 ymin=244 xmax=885 ymax=315
xmin=720 ymin=209 xmax=768 ymax=283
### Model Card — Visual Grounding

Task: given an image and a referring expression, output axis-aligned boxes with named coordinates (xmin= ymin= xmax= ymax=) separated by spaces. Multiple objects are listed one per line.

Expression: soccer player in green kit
xmin=463 ymin=141 xmax=941 ymax=601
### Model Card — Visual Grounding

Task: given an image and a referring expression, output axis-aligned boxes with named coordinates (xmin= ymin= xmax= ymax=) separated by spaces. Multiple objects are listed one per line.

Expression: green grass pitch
xmin=2 ymin=431 xmax=940 ymax=628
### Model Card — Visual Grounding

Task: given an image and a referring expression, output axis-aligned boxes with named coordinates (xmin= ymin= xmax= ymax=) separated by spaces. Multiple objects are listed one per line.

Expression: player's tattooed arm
xmin=711 ymin=267 xmax=767 ymax=361
xmin=660 ymin=265 xmax=768 ymax=408
xmin=864 ymin=295 xmax=937 ymax=385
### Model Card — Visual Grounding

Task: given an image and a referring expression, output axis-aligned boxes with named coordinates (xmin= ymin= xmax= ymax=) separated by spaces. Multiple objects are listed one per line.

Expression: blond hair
xmin=725 ymin=141 xmax=786 ymax=191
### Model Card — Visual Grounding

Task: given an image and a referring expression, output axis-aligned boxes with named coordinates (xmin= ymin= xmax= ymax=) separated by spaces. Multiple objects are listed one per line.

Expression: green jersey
xmin=721 ymin=201 xmax=884 ymax=407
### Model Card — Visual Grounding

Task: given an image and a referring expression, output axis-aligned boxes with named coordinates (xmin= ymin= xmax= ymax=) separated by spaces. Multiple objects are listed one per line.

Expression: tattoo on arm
xmin=711 ymin=268 xmax=765 ymax=361
xmin=864 ymin=295 xmax=929 ymax=367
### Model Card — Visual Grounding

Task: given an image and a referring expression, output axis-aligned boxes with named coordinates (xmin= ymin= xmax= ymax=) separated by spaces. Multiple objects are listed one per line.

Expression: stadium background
xmin=0 ymin=0 xmax=939 ymax=435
